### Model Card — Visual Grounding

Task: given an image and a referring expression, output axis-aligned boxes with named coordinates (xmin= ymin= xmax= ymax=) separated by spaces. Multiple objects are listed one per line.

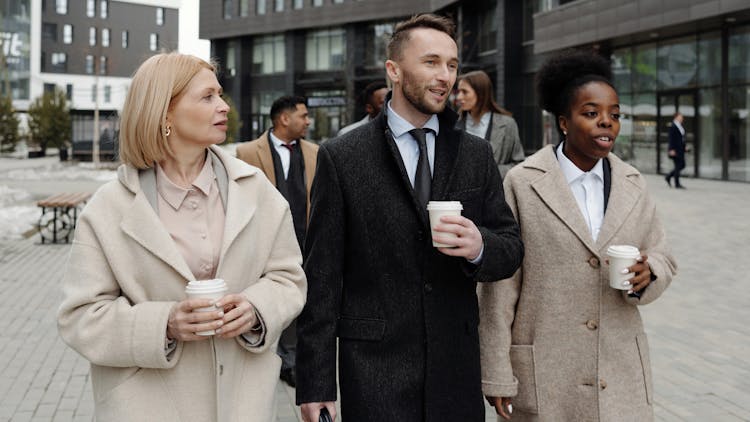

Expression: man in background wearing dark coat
xmin=236 ymin=95 xmax=318 ymax=387
xmin=665 ymin=111 xmax=687 ymax=189
xmin=296 ymin=14 xmax=524 ymax=422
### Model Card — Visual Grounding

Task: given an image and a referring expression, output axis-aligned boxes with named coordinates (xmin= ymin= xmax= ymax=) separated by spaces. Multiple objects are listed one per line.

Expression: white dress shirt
xmin=465 ymin=111 xmax=491 ymax=139
xmin=386 ymin=100 xmax=439 ymax=187
xmin=557 ymin=142 xmax=604 ymax=241
xmin=387 ymin=101 xmax=483 ymax=263
xmin=268 ymin=129 xmax=296 ymax=179
xmin=673 ymin=119 xmax=685 ymax=136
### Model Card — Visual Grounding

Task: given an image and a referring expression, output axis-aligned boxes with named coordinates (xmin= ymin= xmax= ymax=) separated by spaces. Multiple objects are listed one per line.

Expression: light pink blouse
xmin=155 ymin=157 xmax=225 ymax=280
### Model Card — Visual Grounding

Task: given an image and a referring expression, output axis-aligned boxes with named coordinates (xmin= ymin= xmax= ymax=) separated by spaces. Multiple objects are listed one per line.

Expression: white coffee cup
xmin=426 ymin=201 xmax=463 ymax=248
xmin=606 ymin=245 xmax=640 ymax=290
xmin=185 ymin=278 xmax=228 ymax=335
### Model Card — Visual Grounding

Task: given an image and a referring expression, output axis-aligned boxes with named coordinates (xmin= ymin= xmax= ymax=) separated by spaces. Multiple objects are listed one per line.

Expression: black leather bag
xmin=319 ymin=408 xmax=333 ymax=422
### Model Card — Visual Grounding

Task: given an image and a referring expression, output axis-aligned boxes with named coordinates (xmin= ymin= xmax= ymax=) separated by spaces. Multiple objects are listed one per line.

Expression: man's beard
xmin=401 ymin=69 xmax=448 ymax=116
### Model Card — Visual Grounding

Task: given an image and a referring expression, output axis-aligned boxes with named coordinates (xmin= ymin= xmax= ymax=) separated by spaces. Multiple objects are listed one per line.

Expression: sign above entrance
xmin=308 ymin=97 xmax=346 ymax=107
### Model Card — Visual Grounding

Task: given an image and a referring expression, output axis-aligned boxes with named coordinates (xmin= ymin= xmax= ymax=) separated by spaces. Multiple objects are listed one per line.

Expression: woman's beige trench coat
xmin=479 ymin=145 xmax=677 ymax=421
xmin=58 ymin=146 xmax=306 ymax=422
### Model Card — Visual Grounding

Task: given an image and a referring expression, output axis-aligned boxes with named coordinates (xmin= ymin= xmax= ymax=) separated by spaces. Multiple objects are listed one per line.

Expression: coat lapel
xmin=382 ymin=125 xmax=428 ymax=226
xmin=595 ymin=157 xmax=642 ymax=249
xmin=256 ymin=134 xmax=276 ymax=186
xmin=431 ymin=123 xmax=460 ymax=202
xmin=528 ymin=147 xmax=599 ymax=255
xmin=219 ymin=178 xmax=258 ymax=261
xmin=120 ymin=191 xmax=195 ymax=281
xmin=208 ymin=146 xmax=260 ymax=263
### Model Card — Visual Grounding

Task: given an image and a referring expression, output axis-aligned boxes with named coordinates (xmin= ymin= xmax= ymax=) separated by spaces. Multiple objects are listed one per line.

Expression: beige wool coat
xmin=478 ymin=145 xmax=677 ymax=421
xmin=57 ymin=145 xmax=306 ymax=422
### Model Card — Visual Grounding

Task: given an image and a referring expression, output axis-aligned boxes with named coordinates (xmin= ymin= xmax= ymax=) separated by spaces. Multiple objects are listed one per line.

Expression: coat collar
xmin=522 ymin=144 xmax=642 ymax=256
xmin=117 ymin=145 xmax=259 ymax=281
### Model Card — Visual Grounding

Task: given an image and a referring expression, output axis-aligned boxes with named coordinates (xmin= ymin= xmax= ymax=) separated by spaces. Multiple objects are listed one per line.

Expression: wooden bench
xmin=37 ymin=192 xmax=92 ymax=244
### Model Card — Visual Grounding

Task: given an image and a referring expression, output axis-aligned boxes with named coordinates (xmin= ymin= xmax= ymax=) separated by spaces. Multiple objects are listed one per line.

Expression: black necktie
xmin=408 ymin=128 xmax=432 ymax=209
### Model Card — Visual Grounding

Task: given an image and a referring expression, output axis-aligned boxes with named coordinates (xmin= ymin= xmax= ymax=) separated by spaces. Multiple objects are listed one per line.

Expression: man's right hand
xmin=300 ymin=402 xmax=337 ymax=422
xmin=487 ymin=396 xmax=513 ymax=420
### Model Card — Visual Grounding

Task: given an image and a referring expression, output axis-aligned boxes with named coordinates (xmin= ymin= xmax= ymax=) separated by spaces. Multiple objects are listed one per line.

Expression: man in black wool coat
xmin=296 ymin=13 xmax=524 ymax=422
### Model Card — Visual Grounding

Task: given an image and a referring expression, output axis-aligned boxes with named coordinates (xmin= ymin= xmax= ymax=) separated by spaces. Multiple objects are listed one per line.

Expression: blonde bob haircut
xmin=119 ymin=52 xmax=216 ymax=169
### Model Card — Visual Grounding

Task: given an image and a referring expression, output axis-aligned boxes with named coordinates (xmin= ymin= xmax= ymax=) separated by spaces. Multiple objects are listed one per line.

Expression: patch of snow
xmin=0 ymin=162 xmax=117 ymax=182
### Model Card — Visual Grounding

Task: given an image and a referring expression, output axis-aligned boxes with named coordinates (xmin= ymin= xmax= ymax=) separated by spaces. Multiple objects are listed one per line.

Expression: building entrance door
xmin=657 ymin=91 xmax=698 ymax=177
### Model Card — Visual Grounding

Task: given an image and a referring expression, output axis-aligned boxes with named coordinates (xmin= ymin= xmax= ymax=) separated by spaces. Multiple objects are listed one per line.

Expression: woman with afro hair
xmin=477 ymin=49 xmax=677 ymax=421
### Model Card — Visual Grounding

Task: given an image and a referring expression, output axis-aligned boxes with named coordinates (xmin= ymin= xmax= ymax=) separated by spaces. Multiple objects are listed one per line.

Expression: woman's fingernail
xmin=627 ymin=289 xmax=634 ymax=294
xmin=621 ymin=268 xmax=629 ymax=274
xmin=508 ymin=404 xmax=513 ymax=413
xmin=218 ymin=311 xmax=224 ymax=317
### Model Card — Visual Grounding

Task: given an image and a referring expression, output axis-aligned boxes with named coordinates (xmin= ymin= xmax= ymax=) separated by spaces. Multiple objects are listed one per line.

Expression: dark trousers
xmin=667 ymin=156 xmax=686 ymax=187
xmin=278 ymin=318 xmax=296 ymax=370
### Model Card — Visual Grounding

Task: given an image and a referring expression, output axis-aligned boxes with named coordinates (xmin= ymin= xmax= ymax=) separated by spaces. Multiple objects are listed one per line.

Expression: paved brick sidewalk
xmin=0 ymin=174 xmax=748 ymax=421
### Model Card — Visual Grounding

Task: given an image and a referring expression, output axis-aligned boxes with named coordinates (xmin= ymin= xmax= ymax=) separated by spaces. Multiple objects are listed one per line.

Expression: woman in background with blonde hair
xmin=58 ymin=52 xmax=306 ymax=422
xmin=456 ymin=70 xmax=525 ymax=178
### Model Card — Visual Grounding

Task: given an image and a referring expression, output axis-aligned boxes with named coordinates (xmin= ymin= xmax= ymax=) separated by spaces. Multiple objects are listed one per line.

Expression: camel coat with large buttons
xmin=57 ymin=145 xmax=306 ymax=422
xmin=478 ymin=145 xmax=677 ymax=421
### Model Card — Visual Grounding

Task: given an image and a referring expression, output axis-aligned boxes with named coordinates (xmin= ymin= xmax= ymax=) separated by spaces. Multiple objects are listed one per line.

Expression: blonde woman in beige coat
xmin=478 ymin=50 xmax=677 ymax=421
xmin=57 ymin=53 xmax=306 ymax=421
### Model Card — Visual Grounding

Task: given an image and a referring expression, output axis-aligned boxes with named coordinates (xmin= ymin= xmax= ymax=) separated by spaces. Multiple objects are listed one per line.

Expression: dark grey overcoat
xmin=296 ymin=105 xmax=524 ymax=421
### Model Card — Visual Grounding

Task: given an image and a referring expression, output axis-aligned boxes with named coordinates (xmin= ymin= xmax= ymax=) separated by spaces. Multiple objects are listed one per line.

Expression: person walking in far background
xmin=236 ymin=95 xmax=318 ymax=387
xmin=455 ymin=70 xmax=524 ymax=179
xmin=337 ymin=81 xmax=389 ymax=136
xmin=665 ymin=112 xmax=687 ymax=189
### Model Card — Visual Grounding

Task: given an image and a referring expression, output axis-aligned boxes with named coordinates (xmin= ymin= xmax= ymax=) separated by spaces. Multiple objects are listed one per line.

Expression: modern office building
xmin=2 ymin=0 xmax=178 ymax=159
xmin=201 ymin=0 xmax=749 ymax=182
xmin=200 ymin=0 xmax=523 ymax=144
xmin=533 ymin=0 xmax=750 ymax=182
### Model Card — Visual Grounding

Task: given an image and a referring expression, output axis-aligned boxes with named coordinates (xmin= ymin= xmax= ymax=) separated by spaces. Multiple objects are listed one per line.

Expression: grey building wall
xmin=200 ymin=0 xmax=458 ymax=40
xmin=533 ymin=0 xmax=750 ymax=53
xmin=41 ymin=0 xmax=178 ymax=77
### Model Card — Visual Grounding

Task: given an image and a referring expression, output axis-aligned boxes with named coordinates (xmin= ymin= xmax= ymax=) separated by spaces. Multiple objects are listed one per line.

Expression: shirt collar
xmin=386 ymin=100 xmax=440 ymax=138
xmin=673 ymin=119 xmax=685 ymax=133
xmin=557 ymin=142 xmax=604 ymax=185
xmin=155 ymin=154 xmax=216 ymax=210
xmin=269 ymin=128 xmax=297 ymax=148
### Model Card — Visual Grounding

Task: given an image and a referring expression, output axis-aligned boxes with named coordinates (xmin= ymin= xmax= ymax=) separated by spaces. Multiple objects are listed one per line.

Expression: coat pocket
xmin=510 ymin=344 xmax=539 ymax=414
xmin=635 ymin=333 xmax=654 ymax=404
xmin=337 ymin=316 xmax=386 ymax=341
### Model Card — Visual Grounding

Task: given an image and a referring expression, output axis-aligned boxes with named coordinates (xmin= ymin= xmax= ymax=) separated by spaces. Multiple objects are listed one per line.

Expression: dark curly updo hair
xmin=536 ymin=49 xmax=614 ymax=120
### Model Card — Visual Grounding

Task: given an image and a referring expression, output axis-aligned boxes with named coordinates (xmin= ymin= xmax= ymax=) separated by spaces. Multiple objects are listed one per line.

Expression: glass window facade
xmin=252 ymin=34 xmax=285 ymax=74
xmin=149 ymin=33 xmax=158 ymax=51
xmin=305 ymin=28 xmax=345 ymax=71
xmin=102 ymin=28 xmax=110 ymax=47
xmin=256 ymin=0 xmax=266 ymax=15
xmin=610 ymin=22 xmax=750 ymax=181
xmin=478 ymin=0 xmax=498 ymax=53
xmin=63 ymin=24 xmax=72 ymax=44
xmin=156 ymin=7 xmax=165 ymax=25
xmin=364 ymin=22 xmax=394 ymax=67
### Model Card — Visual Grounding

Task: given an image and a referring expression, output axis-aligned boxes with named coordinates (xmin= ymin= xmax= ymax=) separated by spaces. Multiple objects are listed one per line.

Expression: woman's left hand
xmin=627 ymin=255 xmax=652 ymax=293
xmin=214 ymin=294 xmax=259 ymax=339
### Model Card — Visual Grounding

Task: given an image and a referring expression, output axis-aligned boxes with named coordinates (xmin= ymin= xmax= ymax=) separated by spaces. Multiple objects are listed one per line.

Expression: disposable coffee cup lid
xmin=606 ymin=245 xmax=640 ymax=258
xmin=185 ymin=278 xmax=227 ymax=294
xmin=426 ymin=201 xmax=463 ymax=210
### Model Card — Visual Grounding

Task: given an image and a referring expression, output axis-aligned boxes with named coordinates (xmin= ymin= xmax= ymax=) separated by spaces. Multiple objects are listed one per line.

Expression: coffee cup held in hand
xmin=606 ymin=245 xmax=640 ymax=290
xmin=426 ymin=201 xmax=463 ymax=248
xmin=185 ymin=278 xmax=228 ymax=335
